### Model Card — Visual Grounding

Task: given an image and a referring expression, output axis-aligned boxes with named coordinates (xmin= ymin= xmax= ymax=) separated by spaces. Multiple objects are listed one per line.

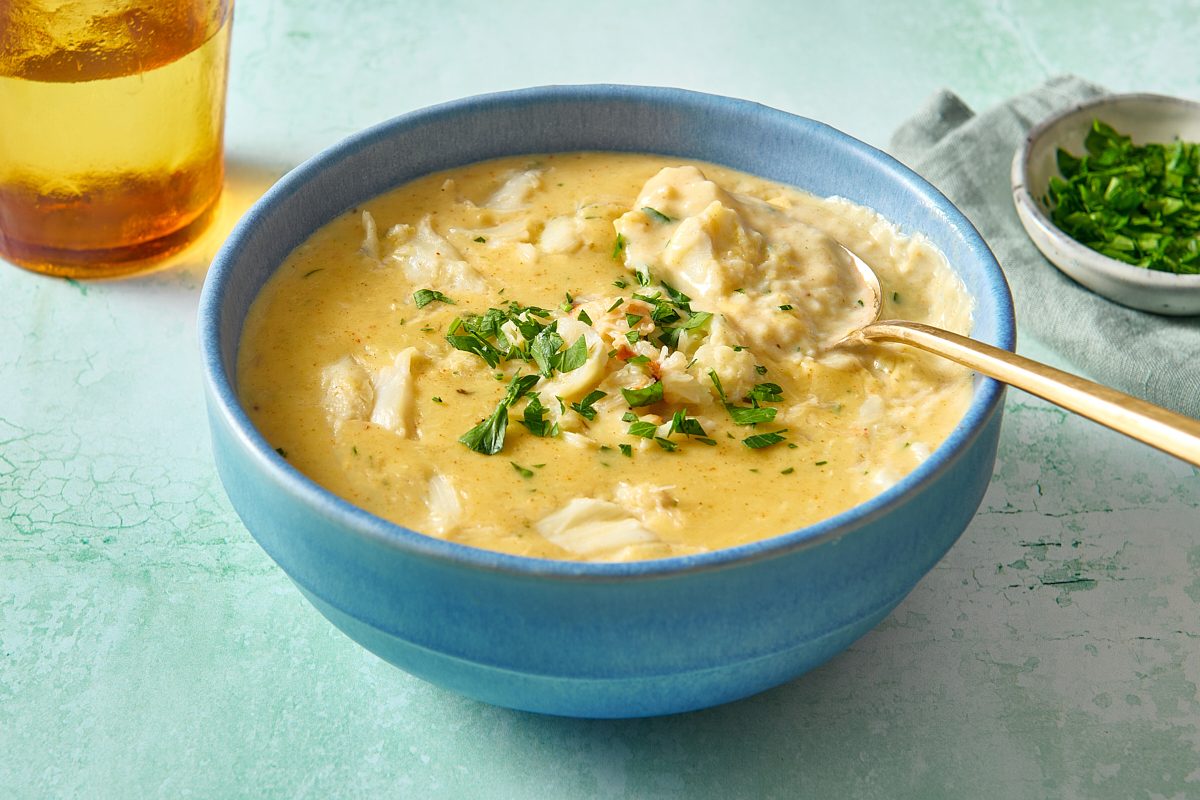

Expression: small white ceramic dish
xmin=1012 ymin=92 xmax=1200 ymax=315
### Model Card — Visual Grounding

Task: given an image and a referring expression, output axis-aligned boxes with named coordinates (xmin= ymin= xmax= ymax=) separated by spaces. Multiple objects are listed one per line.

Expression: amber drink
xmin=0 ymin=1 xmax=232 ymax=277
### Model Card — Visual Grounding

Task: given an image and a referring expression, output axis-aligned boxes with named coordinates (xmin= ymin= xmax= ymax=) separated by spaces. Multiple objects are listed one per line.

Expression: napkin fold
xmin=891 ymin=75 xmax=1200 ymax=418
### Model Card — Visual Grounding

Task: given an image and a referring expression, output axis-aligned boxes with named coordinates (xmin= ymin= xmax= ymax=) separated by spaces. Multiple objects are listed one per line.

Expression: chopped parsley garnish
xmin=511 ymin=462 xmax=534 ymax=478
xmin=577 ymin=309 xmax=593 ymax=326
xmin=627 ymin=421 xmax=658 ymax=438
xmin=613 ymin=279 xmax=628 ymax=289
xmin=530 ymin=323 xmax=564 ymax=377
xmin=619 ymin=444 xmax=633 ymax=457
xmin=727 ymin=406 xmax=777 ymax=425
xmin=414 ymin=288 xmax=455 ymax=309
xmin=459 ymin=374 xmax=539 ymax=455
xmin=708 ymin=370 xmax=778 ymax=425
xmin=625 ymin=313 xmax=644 ymax=327
xmin=779 ymin=304 xmax=793 ymax=311
xmin=621 ymin=411 xmax=638 ymax=423
xmin=660 ymin=281 xmax=691 ymax=310
xmin=747 ymin=382 xmax=784 ymax=403
xmin=561 ymin=291 xmax=574 ymax=312
xmin=571 ymin=389 xmax=607 ymax=421
xmin=625 ymin=330 xmax=640 ymax=345
xmin=627 ymin=355 xmax=650 ymax=366
xmin=781 ymin=467 xmax=795 ymax=475
xmin=611 ymin=233 xmax=627 ymax=260
xmin=680 ymin=310 xmax=712 ymax=330
xmin=621 ymin=381 xmax=664 ymax=408
xmin=1047 ymin=119 xmax=1200 ymax=274
xmin=654 ymin=437 xmax=678 ymax=452
xmin=669 ymin=408 xmax=709 ymax=439
xmin=474 ymin=236 xmax=487 ymax=243
xmin=742 ymin=430 xmax=788 ymax=449
xmin=558 ymin=336 xmax=589 ymax=372
xmin=642 ymin=206 xmax=674 ymax=224
xmin=814 ymin=460 xmax=828 ymax=466
xmin=755 ymin=365 xmax=768 ymax=375
xmin=607 ymin=297 xmax=624 ymax=312
xmin=634 ymin=264 xmax=652 ymax=286
xmin=447 ymin=331 xmax=502 ymax=368
xmin=520 ymin=394 xmax=557 ymax=438
xmin=432 ymin=396 xmax=443 ymax=404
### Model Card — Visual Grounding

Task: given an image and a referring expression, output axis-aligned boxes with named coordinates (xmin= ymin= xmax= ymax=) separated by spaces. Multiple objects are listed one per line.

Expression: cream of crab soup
xmin=238 ymin=153 xmax=973 ymax=562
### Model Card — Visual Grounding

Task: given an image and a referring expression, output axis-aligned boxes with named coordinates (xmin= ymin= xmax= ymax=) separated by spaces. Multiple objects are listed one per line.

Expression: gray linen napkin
xmin=891 ymin=75 xmax=1200 ymax=418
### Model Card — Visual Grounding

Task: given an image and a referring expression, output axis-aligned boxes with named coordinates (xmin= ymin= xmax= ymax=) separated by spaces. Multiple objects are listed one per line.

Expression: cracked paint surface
xmin=3 ymin=1 xmax=1200 ymax=798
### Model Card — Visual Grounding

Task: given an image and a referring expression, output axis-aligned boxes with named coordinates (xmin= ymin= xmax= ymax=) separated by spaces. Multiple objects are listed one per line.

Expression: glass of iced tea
xmin=0 ymin=1 xmax=232 ymax=278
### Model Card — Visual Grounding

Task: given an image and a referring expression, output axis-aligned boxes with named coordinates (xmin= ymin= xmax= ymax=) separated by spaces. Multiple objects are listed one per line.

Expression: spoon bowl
xmin=835 ymin=244 xmax=1200 ymax=467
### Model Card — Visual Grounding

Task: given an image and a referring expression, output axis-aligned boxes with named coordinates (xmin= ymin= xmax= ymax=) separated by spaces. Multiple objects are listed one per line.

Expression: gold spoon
xmin=838 ymin=246 xmax=1200 ymax=467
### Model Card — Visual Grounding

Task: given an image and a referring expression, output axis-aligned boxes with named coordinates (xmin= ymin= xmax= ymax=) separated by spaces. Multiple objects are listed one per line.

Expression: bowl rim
xmin=1011 ymin=91 xmax=1200 ymax=289
xmin=199 ymin=83 xmax=1015 ymax=580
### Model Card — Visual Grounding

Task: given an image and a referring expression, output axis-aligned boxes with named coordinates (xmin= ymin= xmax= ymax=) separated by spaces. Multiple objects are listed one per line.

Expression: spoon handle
xmin=860 ymin=320 xmax=1200 ymax=467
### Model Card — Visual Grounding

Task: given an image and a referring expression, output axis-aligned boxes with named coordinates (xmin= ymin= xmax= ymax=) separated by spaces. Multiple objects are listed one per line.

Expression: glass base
xmin=0 ymin=196 xmax=220 ymax=280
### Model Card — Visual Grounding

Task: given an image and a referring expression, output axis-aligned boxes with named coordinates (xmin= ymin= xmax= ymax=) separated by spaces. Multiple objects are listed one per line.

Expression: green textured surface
xmin=2 ymin=2 xmax=1198 ymax=798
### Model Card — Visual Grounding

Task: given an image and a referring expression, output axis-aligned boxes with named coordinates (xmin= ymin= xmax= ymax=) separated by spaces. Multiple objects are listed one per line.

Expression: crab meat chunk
xmin=370 ymin=347 xmax=421 ymax=437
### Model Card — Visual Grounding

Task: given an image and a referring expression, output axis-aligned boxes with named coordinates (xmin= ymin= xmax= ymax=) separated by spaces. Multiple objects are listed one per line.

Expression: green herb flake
xmin=474 ymin=236 xmax=487 ymax=243
xmin=743 ymin=430 xmax=788 ymax=449
xmin=627 ymin=420 xmax=659 ymax=438
xmin=627 ymin=355 xmax=651 ymax=366
xmin=613 ymin=279 xmax=629 ymax=289
xmin=607 ymin=297 xmax=624 ymax=312
xmin=625 ymin=330 xmax=640 ymax=345
xmin=669 ymin=408 xmax=709 ymax=439
xmin=520 ymin=394 xmax=558 ymax=438
xmin=577 ymin=309 xmax=593 ymax=326
xmin=558 ymin=336 xmax=589 ymax=372
xmin=611 ymin=233 xmax=627 ymax=261
xmin=275 ymin=447 xmax=287 ymax=458
xmin=447 ymin=332 xmax=502 ymax=368
xmin=747 ymin=382 xmax=784 ymax=403
xmin=642 ymin=206 xmax=674 ymax=224
xmin=708 ymin=370 xmax=779 ymax=425
xmin=511 ymin=462 xmax=534 ymax=478
xmin=621 ymin=381 xmax=664 ymax=408
xmin=815 ymin=460 xmax=828 ymax=466
xmin=459 ymin=374 xmax=540 ymax=455
xmin=414 ymin=288 xmax=455 ymax=309
xmin=779 ymin=304 xmax=793 ymax=311
xmin=634 ymin=264 xmax=652 ymax=286
xmin=619 ymin=443 xmax=633 ymax=457
xmin=781 ymin=467 xmax=795 ymax=475
xmin=654 ymin=437 xmax=679 ymax=452
xmin=892 ymin=292 xmax=901 ymax=304
xmin=530 ymin=323 xmax=564 ymax=377
xmin=755 ymin=365 xmax=768 ymax=375
xmin=431 ymin=396 xmax=443 ymax=404
xmin=571 ymin=389 xmax=607 ymax=421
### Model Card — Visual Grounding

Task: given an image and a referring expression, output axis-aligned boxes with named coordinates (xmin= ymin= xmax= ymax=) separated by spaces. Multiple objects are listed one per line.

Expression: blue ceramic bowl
xmin=199 ymin=85 xmax=1014 ymax=718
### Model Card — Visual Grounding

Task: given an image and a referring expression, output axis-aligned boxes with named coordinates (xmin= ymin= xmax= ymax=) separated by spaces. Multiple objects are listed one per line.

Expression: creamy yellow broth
xmin=238 ymin=153 xmax=973 ymax=561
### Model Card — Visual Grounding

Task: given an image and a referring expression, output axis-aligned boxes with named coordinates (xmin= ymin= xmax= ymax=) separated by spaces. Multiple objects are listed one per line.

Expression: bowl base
xmin=297 ymin=583 xmax=902 ymax=719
